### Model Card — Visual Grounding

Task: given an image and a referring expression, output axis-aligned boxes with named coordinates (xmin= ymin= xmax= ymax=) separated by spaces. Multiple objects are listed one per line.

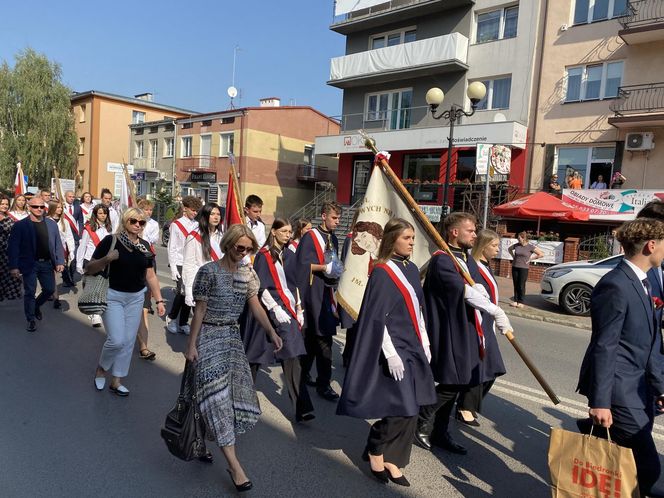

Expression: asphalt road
xmin=1 ymin=245 xmax=663 ymax=497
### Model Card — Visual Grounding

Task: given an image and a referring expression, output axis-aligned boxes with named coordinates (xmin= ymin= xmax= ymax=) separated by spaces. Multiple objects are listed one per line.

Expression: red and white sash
xmin=375 ymin=260 xmax=422 ymax=343
xmin=173 ymin=219 xmax=190 ymax=238
xmin=7 ymin=212 xmax=18 ymax=222
xmin=287 ymin=240 xmax=298 ymax=254
xmin=190 ymin=229 xmax=221 ymax=261
xmin=81 ymin=205 xmax=91 ymax=218
xmin=259 ymin=248 xmax=298 ymax=324
xmin=477 ymin=262 xmax=498 ymax=305
xmin=63 ymin=209 xmax=80 ymax=236
xmin=85 ymin=224 xmax=101 ymax=246
xmin=308 ymin=228 xmax=337 ymax=314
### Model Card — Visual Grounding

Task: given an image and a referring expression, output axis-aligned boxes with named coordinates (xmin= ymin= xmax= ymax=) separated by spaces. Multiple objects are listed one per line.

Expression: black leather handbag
xmin=160 ymin=361 xmax=207 ymax=461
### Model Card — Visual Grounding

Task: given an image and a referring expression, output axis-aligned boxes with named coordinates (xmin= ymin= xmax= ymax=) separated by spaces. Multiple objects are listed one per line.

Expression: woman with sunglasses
xmin=0 ymin=194 xmax=23 ymax=301
xmin=46 ymin=200 xmax=76 ymax=308
xmin=242 ymin=218 xmax=314 ymax=423
xmin=337 ymin=218 xmax=436 ymax=487
xmin=9 ymin=194 xmax=29 ymax=221
xmin=185 ymin=224 xmax=283 ymax=492
xmin=77 ymin=204 xmax=112 ymax=327
xmin=86 ymin=208 xmax=166 ymax=396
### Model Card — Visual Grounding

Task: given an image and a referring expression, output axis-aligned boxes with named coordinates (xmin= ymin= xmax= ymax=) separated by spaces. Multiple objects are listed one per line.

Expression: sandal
xmin=139 ymin=349 xmax=156 ymax=361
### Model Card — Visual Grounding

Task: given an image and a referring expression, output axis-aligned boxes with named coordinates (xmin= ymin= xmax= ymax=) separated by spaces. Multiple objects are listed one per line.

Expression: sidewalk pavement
xmin=495 ymin=276 xmax=592 ymax=331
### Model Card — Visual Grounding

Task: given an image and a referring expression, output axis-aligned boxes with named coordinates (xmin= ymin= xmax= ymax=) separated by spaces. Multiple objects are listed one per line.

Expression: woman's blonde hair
xmin=375 ymin=218 xmax=414 ymax=264
xmin=471 ymin=229 xmax=500 ymax=262
xmin=220 ymin=224 xmax=259 ymax=254
xmin=47 ymin=200 xmax=67 ymax=232
xmin=118 ymin=207 xmax=145 ymax=234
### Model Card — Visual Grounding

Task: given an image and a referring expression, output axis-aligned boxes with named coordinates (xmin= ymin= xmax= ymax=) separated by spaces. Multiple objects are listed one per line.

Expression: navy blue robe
xmin=240 ymin=249 xmax=306 ymax=363
xmin=476 ymin=263 xmax=506 ymax=384
xmin=337 ymin=259 xmax=436 ymax=419
xmin=295 ymin=227 xmax=339 ymax=336
xmin=338 ymin=233 xmax=356 ymax=329
xmin=424 ymin=250 xmax=484 ymax=387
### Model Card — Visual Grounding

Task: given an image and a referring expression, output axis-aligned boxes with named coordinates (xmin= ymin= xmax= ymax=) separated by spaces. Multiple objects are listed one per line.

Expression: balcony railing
xmin=331 ymin=0 xmax=472 ymax=28
xmin=609 ymin=83 xmax=664 ymax=116
xmin=329 ymin=32 xmax=468 ymax=87
xmin=178 ymin=155 xmax=218 ymax=172
xmin=331 ymin=105 xmax=431 ymax=133
xmin=619 ymin=0 xmax=664 ymax=29
xmin=296 ymin=164 xmax=329 ymax=182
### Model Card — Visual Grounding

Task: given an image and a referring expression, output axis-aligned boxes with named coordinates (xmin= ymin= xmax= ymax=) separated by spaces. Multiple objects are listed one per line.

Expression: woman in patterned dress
xmin=185 ymin=224 xmax=283 ymax=492
xmin=0 ymin=195 xmax=23 ymax=301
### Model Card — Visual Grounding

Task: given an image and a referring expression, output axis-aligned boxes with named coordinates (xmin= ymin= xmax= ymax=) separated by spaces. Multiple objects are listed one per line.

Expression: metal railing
xmin=177 ymin=155 xmax=218 ymax=171
xmin=332 ymin=0 xmax=443 ymax=24
xmin=330 ymin=105 xmax=431 ymax=133
xmin=609 ymin=82 xmax=664 ymax=116
xmin=619 ymin=0 xmax=664 ymax=29
xmin=296 ymin=164 xmax=329 ymax=182
xmin=288 ymin=182 xmax=337 ymax=223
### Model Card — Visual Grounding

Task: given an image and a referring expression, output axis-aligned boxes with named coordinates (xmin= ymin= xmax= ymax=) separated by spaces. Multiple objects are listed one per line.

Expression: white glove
xmin=387 ymin=354 xmax=405 ymax=381
xmin=171 ymin=268 xmax=181 ymax=281
xmin=273 ymin=307 xmax=292 ymax=324
xmin=472 ymin=283 xmax=491 ymax=301
xmin=323 ymin=261 xmax=333 ymax=276
xmin=297 ymin=308 xmax=304 ymax=328
xmin=185 ymin=295 xmax=195 ymax=307
xmin=494 ymin=309 xmax=512 ymax=335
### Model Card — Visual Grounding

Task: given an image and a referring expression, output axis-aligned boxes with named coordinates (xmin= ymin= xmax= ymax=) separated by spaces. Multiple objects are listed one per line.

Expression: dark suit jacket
xmin=647 ymin=265 xmax=663 ymax=329
xmin=577 ymin=260 xmax=664 ymax=409
xmin=7 ymin=217 xmax=65 ymax=275
xmin=64 ymin=202 xmax=83 ymax=242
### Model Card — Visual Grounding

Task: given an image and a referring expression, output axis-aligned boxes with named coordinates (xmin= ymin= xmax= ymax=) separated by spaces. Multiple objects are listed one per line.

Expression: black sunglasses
xmin=29 ymin=205 xmax=46 ymax=210
xmin=128 ymin=218 xmax=147 ymax=227
xmin=234 ymin=244 xmax=253 ymax=254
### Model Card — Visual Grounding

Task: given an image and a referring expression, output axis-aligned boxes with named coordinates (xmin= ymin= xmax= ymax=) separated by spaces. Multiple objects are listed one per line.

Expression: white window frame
xmin=181 ymin=136 xmax=192 ymax=158
xmin=564 ymin=61 xmax=623 ymax=102
xmin=79 ymin=104 xmax=86 ymax=123
xmin=364 ymin=87 xmax=413 ymax=125
xmin=369 ymin=26 xmax=417 ymax=50
xmin=219 ymin=132 xmax=234 ymax=157
xmin=474 ymin=76 xmax=512 ymax=110
xmin=163 ymin=137 xmax=174 ymax=158
xmin=78 ymin=137 xmax=85 ymax=155
xmin=132 ymin=110 xmax=146 ymax=125
xmin=134 ymin=140 xmax=145 ymax=159
xmin=474 ymin=4 xmax=519 ymax=44
xmin=573 ymin=0 xmax=629 ymax=25
xmin=149 ymin=139 xmax=158 ymax=169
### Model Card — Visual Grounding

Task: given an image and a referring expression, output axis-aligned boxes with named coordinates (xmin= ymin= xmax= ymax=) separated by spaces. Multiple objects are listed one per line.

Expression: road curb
xmin=504 ymin=308 xmax=591 ymax=331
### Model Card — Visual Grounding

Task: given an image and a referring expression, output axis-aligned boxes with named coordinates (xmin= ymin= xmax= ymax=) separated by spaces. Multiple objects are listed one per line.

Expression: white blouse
xmin=76 ymin=226 xmax=110 ymax=273
xmin=182 ymin=229 xmax=223 ymax=305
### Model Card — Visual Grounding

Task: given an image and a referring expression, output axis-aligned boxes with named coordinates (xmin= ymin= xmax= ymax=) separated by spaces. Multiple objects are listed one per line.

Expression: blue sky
xmin=0 ymin=0 xmax=345 ymax=116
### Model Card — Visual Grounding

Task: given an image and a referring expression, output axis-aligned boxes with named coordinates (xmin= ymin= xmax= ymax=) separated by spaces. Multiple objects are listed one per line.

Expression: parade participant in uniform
xmin=242 ymin=218 xmax=314 ymax=422
xmin=62 ymin=190 xmax=83 ymax=286
xmin=40 ymin=189 xmax=52 ymax=205
xmin=338 ymin=218 xmax=436 ymax=487
xmin=99 ymin=188 xmax=120 ymax=232
xmin=456 ymin=229 xmax=508 ymax=426
xmin=183 ymin=203 xmax=223 ymax=308
xmin=340 ymin=210 xmax=360 ymax=367
xmin=79 ymin=192 xmax=95 ymax=223
xmin=135 ymin=198 xmax=161 ymax=361
xmin=9 ymin=194 xmax=29 ymax=221
xmin=244 ymin=195 xmax=266 ymax=248
xmin=166 ymin=195 xmax=202 ymax=335
xmin=636 ymin=200 xmax=664 ymax=330
xmin=76 ymin=204 xmax=112 ymax=328
xmin=185 ymin=224 xmax=283 ymax=492
xmin=296 ymin=201 xmax=343 ymax=401
xmin=287 ymin=218 xmax=312 ymax=255
xmin=46 ymin=201 xmax=76 ymax=307
xmin=577 ymin=218 xmax=664 ymax=497
xmin=415 ymin=212 xmax=508 ymax=455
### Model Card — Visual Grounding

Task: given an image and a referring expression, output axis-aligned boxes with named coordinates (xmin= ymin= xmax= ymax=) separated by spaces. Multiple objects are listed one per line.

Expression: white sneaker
xmin=166 ymin=318 xmax=179 ymax=334
xmin=180 ymin=325 xmax=191 ymax=335
xmin=91 ymin=315 xmax=103 ymax=328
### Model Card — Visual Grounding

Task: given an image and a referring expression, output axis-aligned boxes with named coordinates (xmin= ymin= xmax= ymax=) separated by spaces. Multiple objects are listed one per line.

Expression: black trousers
xmin=342 ymin=323 xmax=358 ymax=367
xmin=301 ymin=333 xmax=333 ymax=387
xmin=418 ymin=384 xmax=469 ymax=439
xmin=511 ymin=267 xmax=529 ymax=303
xmin=367 ymin=416 xmax=417 ymax=469
xmin=250 ymin=358 xmax=314 ymax=417
xmin=167 ymin=265 xmax=190 ymax=326
xmin=457 ymin=380 xmax=495 ymax=415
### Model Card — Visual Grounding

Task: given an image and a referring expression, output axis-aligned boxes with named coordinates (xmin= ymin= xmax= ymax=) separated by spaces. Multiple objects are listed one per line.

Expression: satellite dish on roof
xmin=227 ymin=86 xmax=238 ymax=98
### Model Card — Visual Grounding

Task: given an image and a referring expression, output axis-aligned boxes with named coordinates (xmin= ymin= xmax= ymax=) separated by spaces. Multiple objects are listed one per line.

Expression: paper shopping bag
xmin=548 ymin=427 xmax=639 ymax=498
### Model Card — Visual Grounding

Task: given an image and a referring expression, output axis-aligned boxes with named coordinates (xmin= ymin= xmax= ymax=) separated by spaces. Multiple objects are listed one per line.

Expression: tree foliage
xmin=0 ymin=48 xmax=78 ymax=190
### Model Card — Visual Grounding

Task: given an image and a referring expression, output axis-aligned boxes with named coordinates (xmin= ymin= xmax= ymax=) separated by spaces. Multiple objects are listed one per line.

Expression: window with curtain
xmin=475 ymin=76 xmax=512 ymax=110
xmin=565 ymin=61 xmax=623 ymax=102
xmin=476 ymin=5 xmax=518 ymax=43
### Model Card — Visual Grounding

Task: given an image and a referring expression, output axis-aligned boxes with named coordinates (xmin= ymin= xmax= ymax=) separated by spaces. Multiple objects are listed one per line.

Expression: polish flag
xmin=224 ymin=155 xmax=243 ymax=230
xmin=14 ymin=162 xmax=26 ymax=196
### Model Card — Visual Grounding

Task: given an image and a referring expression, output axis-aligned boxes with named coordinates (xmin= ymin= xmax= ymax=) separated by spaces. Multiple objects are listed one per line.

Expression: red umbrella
xmin=493 ymin=191 xmax=590 ymax=232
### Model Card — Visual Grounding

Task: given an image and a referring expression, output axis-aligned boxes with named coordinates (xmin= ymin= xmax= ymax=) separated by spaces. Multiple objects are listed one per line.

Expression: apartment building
xmin=174 ymin=98 xmax=339 ymax=223
xmin=530 ymin=0 xmax=664 ymax=192
xmin=71 ymin=91 xmax=193 ymax=197
xmin=315 ymin=0 xmax=544 ymax=217
xmin=129 ymin=118 xmax=177 ymax=197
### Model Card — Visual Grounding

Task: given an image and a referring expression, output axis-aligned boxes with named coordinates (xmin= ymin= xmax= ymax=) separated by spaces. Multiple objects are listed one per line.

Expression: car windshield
xmin=593 ymin=255 xmax=623 ymax=267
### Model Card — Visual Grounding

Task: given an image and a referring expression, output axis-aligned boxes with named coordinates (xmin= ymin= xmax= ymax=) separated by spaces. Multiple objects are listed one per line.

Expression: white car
xmin=540 ymin=255 xmax=623 ymax=316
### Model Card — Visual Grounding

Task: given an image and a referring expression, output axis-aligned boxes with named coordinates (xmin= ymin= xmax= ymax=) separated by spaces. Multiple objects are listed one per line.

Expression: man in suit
xmin=61 ymin=190 xmax=83 ymax=286
xmin=577 ymin=217 xmax=664 ymax=497
xmin=638 ymin=200 xmax=664 ymax=330
xmin=8 ymin=196 xmax=65 ymax=332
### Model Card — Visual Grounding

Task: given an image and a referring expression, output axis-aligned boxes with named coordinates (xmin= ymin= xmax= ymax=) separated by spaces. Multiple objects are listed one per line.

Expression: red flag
xmin=14 ymin=162 xmax=26 ymax=196
xmin=224 ymin=168 xmax=243 ymax=230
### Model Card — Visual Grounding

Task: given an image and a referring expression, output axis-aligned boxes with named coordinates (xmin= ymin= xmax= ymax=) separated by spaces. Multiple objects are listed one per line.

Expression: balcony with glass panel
xmin=328 ymin=32 xmax=468 ymax=88
xmin=618 ymin=0 xmax=664 ymax=44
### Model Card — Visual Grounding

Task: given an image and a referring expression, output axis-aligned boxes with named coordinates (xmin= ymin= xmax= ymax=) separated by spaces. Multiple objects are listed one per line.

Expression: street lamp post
xmin=425 ymin=82 xmax=487 ymax=217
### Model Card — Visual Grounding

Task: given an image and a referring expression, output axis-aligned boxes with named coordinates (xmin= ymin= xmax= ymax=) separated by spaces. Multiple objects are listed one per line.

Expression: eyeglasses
xmin=128 ymin=218 xmax=147 ymax=227
xmin=234 ymin=244 xmax=253 ymax=254
xmin=29 ymin=205 xmax=46 ymax=210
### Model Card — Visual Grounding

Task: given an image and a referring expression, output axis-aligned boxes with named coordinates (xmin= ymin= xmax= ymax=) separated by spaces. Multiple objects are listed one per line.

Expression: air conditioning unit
xmin=625 ymin=132 xmax=655 ymax=151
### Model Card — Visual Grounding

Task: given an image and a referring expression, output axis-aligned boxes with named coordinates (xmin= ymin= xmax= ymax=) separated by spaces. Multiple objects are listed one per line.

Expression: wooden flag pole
xmin=53 ymin=166 xmax=65 ymax=202
xmin=121 ymin=160 xmax=137 ymax=203
xmin=229 ymin=161 xmax=243 ymax=220
xmin=360 ymin=130 xmax=560 ymax=405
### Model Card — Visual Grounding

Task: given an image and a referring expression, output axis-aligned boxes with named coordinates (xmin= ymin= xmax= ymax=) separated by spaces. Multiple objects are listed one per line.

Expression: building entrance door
xmin=351 ymin=159 xmax=372 ymax=204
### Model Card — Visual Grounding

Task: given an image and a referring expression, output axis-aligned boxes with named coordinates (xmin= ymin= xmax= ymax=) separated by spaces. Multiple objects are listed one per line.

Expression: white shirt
xmin=142 ymin=218 xmax=160 ymax=246
xmin=182 ymin=229 xmax=223 ymax=305
xmin=102 ymin=204 xmax=120 ymax=232
xmin=76 ymin=226 xmax=110 ymax=273
xmin=624 ymin=259 xmax=649 ymax=295
xmin=246 ymin=216 xmax=266 ymax=247
xmin=80 ymin=203 xmax=95 ymax=223
xmin=8 ymin=210 xmax=29 ymax=221
xmin=167 ymin=216 xmax=198 ymax=278
xmin=51 ymin=217 xmax=76 ymax=263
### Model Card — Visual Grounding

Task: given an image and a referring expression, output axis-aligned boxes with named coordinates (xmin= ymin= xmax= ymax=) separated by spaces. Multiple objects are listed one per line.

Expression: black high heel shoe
xmin=226 ymin=469 xmax=253 ymax=492
xmin=455 ymin=411 xmax=480 ymax=427
xmin=387 ymin=473 xmax=410 ymax=487
xmin=371 ymin=469 xmax=389 ymax=484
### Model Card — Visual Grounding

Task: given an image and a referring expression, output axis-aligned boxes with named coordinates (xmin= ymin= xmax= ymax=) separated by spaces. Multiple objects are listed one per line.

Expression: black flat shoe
xmin=432 ymin=434 xmax=467 ymax=455
xmin=53 ymin=299 xmax=61 ymax=309
xmin=295 ymin=412 xmax=315 ymax=423
xmin=456 ymin=411 xmax=480 ymax=427
xmin=197 ymin=451 xmax=213 ymax=464
xmin=26 ymin=320 xmax=36 ymax=332
xmin=34 ymin=307 xmax=42 ymax=320
xmin=371 ymin=469 xmax=389 ymax=484
xmin=316 ymin=386 xmax=339 ymax=401
xmin=387 ymin=473 xmax=410 ymax=487
xmin=227 ymin=469 xmax=252 ymax=492
xmin=413 ymin=431 xmax=432 ymax=451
